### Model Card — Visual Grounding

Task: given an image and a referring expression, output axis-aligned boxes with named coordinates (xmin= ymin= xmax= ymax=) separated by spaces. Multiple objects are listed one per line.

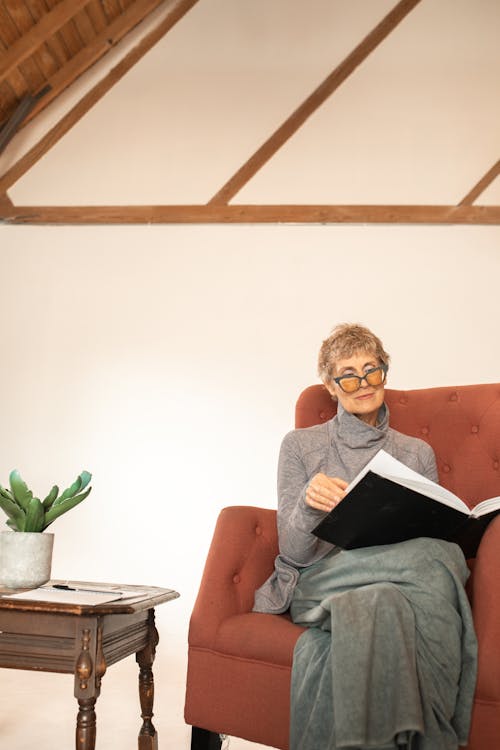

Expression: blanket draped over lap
xmin=289 ymin=538 xmax=477 ymax=750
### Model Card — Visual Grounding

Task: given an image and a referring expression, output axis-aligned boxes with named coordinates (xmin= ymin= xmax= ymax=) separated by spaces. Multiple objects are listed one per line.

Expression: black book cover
xmin=312 ymin=471 xmax=500 ymax=558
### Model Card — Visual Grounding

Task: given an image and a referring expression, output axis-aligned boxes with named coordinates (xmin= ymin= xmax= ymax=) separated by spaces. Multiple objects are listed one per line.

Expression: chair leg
xmin=190 ymin=726 xmax=223 ymax=750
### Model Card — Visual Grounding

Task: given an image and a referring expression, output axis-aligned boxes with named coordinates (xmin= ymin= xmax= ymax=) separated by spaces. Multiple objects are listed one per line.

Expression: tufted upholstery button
xmin=421 ymin=426 xmax=429 ymax=436
xmin=443 ymin=464 xmax=451 ymax=473
xmin=449 ymin=393 xmax=458 ymax=402
xmin=255 ymin=526 xmax=262 ymax=536
xmin=399 ymin=396 xmax=407 ymax=405
xmin=494 ymin=460 xmax=499 ymax=470
xmin=471 ymin=425 xmax=479 ymax=434
xmin=319 ymin=410 xmax=326 ymax=420
xmin=232 ymin=574 xmax=241 ymax=584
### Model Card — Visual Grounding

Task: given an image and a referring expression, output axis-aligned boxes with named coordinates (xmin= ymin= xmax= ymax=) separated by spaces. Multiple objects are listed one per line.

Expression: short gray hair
xmin=318 ymin=323 xmax=390 ymax=385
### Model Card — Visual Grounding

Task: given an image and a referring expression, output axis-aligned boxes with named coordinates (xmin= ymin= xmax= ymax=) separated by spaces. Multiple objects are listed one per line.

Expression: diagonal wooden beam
xmin=458 ymin=159 xmax=500 ymax=206
xmin=16 ymin=0 xmax=168 ymax=130
xmin=209 ymin=0 xmax=423 ymax=206
xmin=0 ymin=0 xmax=200 ymax=194
xmin=0 ymin=0 xmax=90 ymax=83
xmin=2 ymin=204 xmax=499 ymax=225
xmin=0 ymin=191 xmax=13 ymax=214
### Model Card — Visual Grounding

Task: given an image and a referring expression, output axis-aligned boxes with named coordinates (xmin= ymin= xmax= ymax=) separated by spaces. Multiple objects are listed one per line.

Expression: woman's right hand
xmin=305 ymin=473 xmax=348 ymax=513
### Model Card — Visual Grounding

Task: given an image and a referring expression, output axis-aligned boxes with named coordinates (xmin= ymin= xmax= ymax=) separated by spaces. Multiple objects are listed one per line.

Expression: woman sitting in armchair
xmin=253 ymin=323 xmax=477 ymax=750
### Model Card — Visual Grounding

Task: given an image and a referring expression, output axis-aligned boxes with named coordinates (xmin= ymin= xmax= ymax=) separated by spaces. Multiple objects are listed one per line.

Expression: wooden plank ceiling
xmin=0 ymin=0 xmax=498 ymax=225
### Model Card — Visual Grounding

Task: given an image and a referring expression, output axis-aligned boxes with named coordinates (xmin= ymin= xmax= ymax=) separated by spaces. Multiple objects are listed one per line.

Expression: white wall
xmin=1 ymin=220 xmax=500 ymax=750
xmin=1 ymin=223 xmax=499 ymax=633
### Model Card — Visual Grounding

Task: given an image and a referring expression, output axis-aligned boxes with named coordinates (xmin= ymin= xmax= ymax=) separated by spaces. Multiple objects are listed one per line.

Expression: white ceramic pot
xmin=0 ymin=531 xmax=54 ymax=589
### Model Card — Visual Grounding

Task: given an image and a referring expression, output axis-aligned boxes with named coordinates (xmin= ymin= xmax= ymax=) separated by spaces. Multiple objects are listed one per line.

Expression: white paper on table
xmin=1 ymin=585 xmax=149 ymax=605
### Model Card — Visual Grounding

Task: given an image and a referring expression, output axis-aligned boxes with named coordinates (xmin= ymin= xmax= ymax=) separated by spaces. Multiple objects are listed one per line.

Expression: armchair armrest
xmin=470 ymin=514 xmax=500 ymax=702
xmin=188 ymin=506 xmax=279 ymax=649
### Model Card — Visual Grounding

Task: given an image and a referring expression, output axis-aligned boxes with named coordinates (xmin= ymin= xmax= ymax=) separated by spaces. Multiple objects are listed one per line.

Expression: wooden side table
xmin=0 ymin=581 xmax=179 ymax=750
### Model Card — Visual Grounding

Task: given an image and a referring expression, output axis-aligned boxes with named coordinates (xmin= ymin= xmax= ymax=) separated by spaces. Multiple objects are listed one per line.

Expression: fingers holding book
xmin=305 ymin=473 xmax=348 ymax=512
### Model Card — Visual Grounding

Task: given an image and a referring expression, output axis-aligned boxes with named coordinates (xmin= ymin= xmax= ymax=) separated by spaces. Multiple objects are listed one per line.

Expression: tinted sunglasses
xmin=333 ymin=364 xmax=388 ymax=393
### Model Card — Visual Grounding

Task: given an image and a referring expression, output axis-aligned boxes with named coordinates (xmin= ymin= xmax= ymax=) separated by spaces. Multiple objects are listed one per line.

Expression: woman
xmin=253 ymin=323 xmax=477 ymax=750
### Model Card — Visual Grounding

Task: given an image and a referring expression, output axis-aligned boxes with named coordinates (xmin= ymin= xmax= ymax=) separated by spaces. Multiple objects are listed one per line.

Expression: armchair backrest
xmin=296 ymin=383 xmax=500 ymax=509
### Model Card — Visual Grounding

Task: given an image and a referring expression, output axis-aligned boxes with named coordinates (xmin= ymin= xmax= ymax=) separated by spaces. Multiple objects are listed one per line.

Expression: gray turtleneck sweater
xmin=253 ymin=402 xmax=438 ymax=614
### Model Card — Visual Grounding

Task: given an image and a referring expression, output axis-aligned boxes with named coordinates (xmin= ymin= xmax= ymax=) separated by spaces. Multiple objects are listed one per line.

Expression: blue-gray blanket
xmin=290 ymin=538 xmax=477 ymax=750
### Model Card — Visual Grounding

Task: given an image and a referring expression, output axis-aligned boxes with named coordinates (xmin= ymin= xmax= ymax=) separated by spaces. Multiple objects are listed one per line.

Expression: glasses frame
xmin=332 ymin=363 xmax=388 ymax=394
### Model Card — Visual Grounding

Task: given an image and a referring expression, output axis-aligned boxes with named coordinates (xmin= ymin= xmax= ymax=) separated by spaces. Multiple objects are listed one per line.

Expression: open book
xmin=312 ymin=449 xmax=500 ymax=558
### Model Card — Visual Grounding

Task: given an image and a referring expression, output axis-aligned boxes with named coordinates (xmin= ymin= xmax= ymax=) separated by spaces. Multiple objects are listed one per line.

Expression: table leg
xmin=76 ymin=697 xmax=97 ymax=750
xmin=136 ymin=609 xmax=159 ymax=750
xmin=74 ymin=621 xmax=105 ymax=750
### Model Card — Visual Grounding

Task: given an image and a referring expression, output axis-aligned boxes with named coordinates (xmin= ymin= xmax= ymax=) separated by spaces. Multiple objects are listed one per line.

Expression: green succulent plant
xmin=0 ymin=470 xmax=92 ymax=532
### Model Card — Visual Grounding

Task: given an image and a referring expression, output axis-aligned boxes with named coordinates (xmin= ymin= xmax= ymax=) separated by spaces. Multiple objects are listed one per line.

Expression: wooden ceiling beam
xmin=0 ymin=191 xmax=13 ymax=211
xmin=209 ymin=0 xmax=423 ymax=206
xmin=0 ymin=0 xmax=90 ymax=83
xmin=0 ymin=0 xmax=200 ymax=194
xmin=15 ymin=0 xmax=168 ymax=129
xmin=2 ymin=204 xmax=499 ymax=225
xmin=459 ymin=159 xmax=500 ymax=206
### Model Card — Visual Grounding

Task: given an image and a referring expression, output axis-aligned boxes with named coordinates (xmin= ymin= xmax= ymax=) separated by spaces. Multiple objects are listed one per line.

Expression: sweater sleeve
xmin=276 ymin=431 xmax=335 ymax=566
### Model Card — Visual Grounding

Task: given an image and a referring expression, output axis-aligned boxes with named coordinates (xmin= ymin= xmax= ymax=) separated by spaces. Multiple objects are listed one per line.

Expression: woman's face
xmin=327 ymin=350 xmax=386 ymax=426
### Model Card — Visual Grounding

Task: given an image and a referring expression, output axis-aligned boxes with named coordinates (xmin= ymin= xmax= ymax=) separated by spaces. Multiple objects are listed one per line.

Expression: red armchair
xmin=185 ymin=383 xmax=500 ymax=749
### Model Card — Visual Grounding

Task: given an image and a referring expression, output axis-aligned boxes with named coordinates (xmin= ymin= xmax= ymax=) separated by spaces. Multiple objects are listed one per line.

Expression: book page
xmin=346 ymin=450 xmax=469 ymax=513
xmin=470 ymin=496 xmax=500 ymax=517
xmin=383 ymin=474 xmax=469 ymax=513
xmin=346 ymin=450 xmax=435 ymax=492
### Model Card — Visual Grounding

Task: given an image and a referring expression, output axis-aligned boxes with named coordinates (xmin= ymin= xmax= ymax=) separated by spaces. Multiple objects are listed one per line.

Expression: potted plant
xmin=0 ymin=470 xmax=92 ymax=589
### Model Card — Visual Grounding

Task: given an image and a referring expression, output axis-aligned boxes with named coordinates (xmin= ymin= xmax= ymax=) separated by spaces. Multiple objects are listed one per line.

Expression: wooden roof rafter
xmin=0 ymin=188 xmax=12 ymax=211
xmin=209 ymin=0 xmax=422 ymax=206
xmin=0 ymin=0 xmax=498 ymax=226
xmin=459 ymin=160 xmax=500 ymax=207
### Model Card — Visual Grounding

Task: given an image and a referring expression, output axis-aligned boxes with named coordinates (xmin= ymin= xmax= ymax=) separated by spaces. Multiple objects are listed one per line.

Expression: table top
xmin=0 ymin=580 xmax=179 ymax=616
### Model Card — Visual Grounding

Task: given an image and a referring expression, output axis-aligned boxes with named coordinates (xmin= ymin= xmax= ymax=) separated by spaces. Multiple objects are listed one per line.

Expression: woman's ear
xmin=324 ymin=381 xmax=338 ymax=401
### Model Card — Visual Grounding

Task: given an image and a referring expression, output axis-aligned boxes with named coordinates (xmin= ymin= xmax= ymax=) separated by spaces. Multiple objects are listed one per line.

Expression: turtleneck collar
xmin=333 ymin=400 xmax=389 ymax=450
xmin=324 ymin=400 xmax=390 ymax=483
